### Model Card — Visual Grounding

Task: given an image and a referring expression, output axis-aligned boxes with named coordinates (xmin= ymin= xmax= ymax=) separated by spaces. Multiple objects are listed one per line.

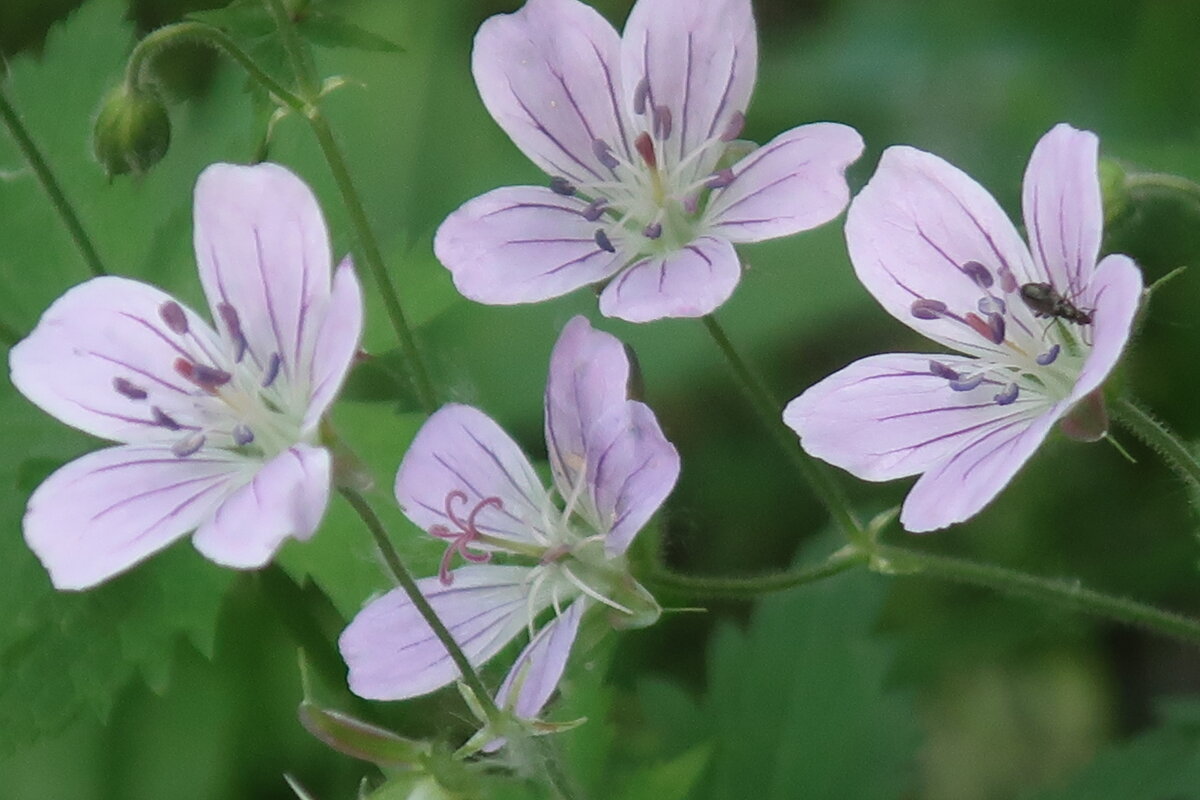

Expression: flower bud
xmin=1098 ymin=157 xmax=1130 ymax=227
xmin=92 ymin=85 xmax=171 ymax=177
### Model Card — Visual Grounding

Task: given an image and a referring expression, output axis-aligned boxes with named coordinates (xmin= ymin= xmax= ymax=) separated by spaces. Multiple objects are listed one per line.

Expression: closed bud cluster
xmin=92 ymin=84 xmax=171 ymax=177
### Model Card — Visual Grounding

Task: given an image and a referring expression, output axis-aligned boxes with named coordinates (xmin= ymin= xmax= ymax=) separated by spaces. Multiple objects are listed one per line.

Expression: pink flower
xmin=9 ymin=163 xmax=363 ymax=589
xmin=784 ymin=124 xmax=1143 ymax=532
xmin=339 ymin=317 xmax=678 ymax=721
xmin=434 ymin=0 xmax=863 ymax=323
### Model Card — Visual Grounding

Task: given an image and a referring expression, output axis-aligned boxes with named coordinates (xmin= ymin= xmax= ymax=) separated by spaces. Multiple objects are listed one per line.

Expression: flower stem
xmin=338 ymin=487 xmax=500 ymax=721
xmin=1111 ymin=396 xmax=1200 ymax=493
xmin=874 ymin=544 xmax=1200 ymax=645
xmin=642 ymin=545 xmax=867 ymax=600
xmin=1125 ymin=172 xmax=1200 ymax=208
xmin=0 ymin=86 xmax=107 ymax=278
xmin=261 ymin=0 xmax=440 ymax=414
xmin=701 ymin=314 xmax=865 ymax=544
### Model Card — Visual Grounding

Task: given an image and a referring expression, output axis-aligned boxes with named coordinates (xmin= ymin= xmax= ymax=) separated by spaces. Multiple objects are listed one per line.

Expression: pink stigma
xmin=429 ymin=490 xmax=501 ymax=585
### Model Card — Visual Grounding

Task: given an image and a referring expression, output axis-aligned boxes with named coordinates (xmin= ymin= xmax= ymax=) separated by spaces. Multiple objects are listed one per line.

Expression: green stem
xmin=642 ymin=545 xmax=867 ymax=600
xmin=876 ymin=544 xmax=1200 ymax=645
xmin=701 ymin=314 xmax=865 ymax=544
xmin=0 ymin=87 xmax=107 ymax=278
xmin=1125 ymin=172 xmax=1200 ymax=208
xmin=338 ymin=487 xmax=500 ymax=721
xmin=261 ymin=0 xmax=320 ymax=99
xmin=1111 ymin=396 xmax=1200 ymax=493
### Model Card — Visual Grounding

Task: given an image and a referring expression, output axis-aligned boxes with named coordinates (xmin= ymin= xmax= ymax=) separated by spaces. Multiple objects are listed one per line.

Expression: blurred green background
xmin=2 ymin=0 xmax=1200 ymax=797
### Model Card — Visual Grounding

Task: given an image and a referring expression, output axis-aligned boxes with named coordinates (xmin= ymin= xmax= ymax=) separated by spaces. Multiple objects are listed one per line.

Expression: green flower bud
xmin=1098 ymin=157 xmax=1130 ymax=227
xmin=92 ymin=85 xmax=171 ymax=177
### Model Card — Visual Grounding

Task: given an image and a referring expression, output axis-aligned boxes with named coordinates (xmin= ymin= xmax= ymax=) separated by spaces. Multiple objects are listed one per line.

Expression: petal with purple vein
xmin=598 ymin=235 xmax=739 ymax=322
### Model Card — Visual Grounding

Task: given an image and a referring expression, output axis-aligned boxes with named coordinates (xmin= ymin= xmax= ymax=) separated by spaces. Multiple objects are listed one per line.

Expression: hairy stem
xmin=642 ymin=545 xmax=867 ymax=600
xmin=1126 ymin=172 xmax=1200 ymax=208
xmin=1112 ymin=395 xmax=1200 ymax=493
xmin=0 ymin=87 xmax=107 ymax=277
xmin=701 ymin=314 xmax=865 ymax=544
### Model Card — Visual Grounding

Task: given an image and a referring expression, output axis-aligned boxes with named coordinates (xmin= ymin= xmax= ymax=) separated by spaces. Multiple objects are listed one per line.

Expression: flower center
xmin=108 ymin=300 xmax=304 ymax=459
xmin=430 ymin=490 xmax=499 ymax=585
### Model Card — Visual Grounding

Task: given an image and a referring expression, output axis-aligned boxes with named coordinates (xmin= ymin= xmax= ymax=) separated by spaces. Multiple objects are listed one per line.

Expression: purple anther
xmin=192 ymin=364 xmax=232 ymax=389
xmin=171 ymin=432 xmax=206 ymax=458
xmin=159 ymin=301 xmax=189 ymax=335
xmin=929 ymin=360 xmax=960 ymax=381
xmin=632 ymin=77 xmax=650 ymax=115
xmin=634 ymin=131 xmax=657 ymax=169
xmin=593 ymin=139 xmax=619 ymax=170
xmin=594 ymin=229 xmax=616 ymax=253
xmin=151 ymin=406 xmax=182 ymax=430
xmin=994 ymin=383 xmax=1020 ymax=405
xmin=581 ymin=198 xmax=607 ymax=222
xmin=705 ymin=168 xmax=736 ymax=189
xmin=997 ymin=266 xmax=1018 ymax=294
xmin=961 ymin=260 xmax=993 ymax=289
xmin=978 ymin=296 xmax=1006 ymax=316
xmin=986 ymin=312 xmax=1006 ymax=344
xmin=112 ymin=377 xmax=147 ymax=401
xmin=643 ymin=222 xmax=663 ymax=240
xmin=910 ymin=298 xmax=949 ymax=320
xmin=217 ymin=302 xmax=247 ymax=362
xmin=964 ymin=311 xmax=1005 ymax=344
xmin=261 ymin=352 xmax=282 ymax=388
xmin=653 ymin=105 xmax=673 ymax=140
xmin=232 ymin=423 xmax=255 ymax=446
xmin=549 ymin=176 xmax=576 ymax=196
xmin=1036 ymin=344 xmax=1061 ymax=366
xmin=949 ymin=374 xmax=985 ymax=392
xmin=721 ymin=111 xmax=746 ymax=142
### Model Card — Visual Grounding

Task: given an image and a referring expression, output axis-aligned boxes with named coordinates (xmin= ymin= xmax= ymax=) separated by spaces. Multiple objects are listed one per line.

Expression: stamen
xmin=261 ymin=353 xmax=282 ymax=388
xmin=217 ymin=302 xmax=247 ymax=362
xmin=910 ymin=299 xmax=949 ymax=320
xmin=112 ymin=377 xmax=147 ymax=400
xmin=978 ymin=296 xmax=1006 ymax=315
xmin=594 ymin=229 xmax=616 ymax=253
xmin=232 ymin=424 xmax=255 ymax=446
xmin=159 ymin=301 xmax=189 ymax=335
xmin=152 ymin=406 xmax=181 ymax=430
xmin=994 ymin=383 xmax=1020 ymax=405
xmin=632 ymin=77 xmax=650 ymax=115
xmin=171 ymin=432 xmax=206 ymax=458
xmin=176 ymin=358 xmax=231 ymax=390
xmin=721 ymin=111 xmax=746 ymax=142
xmin=581 ymin=198 xmax=607 ymax=222
xmin=1036 ymin=344 xmax=1061 ymax=366
xmin=549 ymin=176 xmax=576 ymax=196
xmin=949 ymin=375 xmax=985 ymax=391
xmin=652 ymin=105 xmax=672 ymax=140
xmin=592 ymin=139 xmax=619 ymax=170
xmin=643 ymin=222 xmax=662 ymax=239
xmin=929 ymin=361 xmax=960 ymax=381
xmin=634 ymin=132 xmax=656 ymax=169
xmin=997 ymin=266 xmax=1018 ymax=293
xmin=705 ymin=168 xmax=735 ymax=189
xmin=965 ymin=312 xmax=1005 ymax=344
xmin=962 ymin=261 xmax=993 ymax=289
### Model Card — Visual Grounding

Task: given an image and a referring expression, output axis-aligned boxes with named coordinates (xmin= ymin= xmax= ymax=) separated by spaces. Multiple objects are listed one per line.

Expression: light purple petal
xmin=900 ymin=406 xmax=1061 ymax=532
xmin=473 ymin=0 xmax=629 ymax=182
xmin=706 ymin=123 xmax=864 ymax=243
xmin=544 ymin=316 xmax=631 ymax=506
xmin=23 ymin=444 xmax=244 ymax=589
xmin=192 ymin=444 xmax=331 ymax=568
xmin=304 ymin=257 xmax=364 ymax=430
xmin=490 ymin=598 xmax=585 ymax=748
xmin=395 ymin=404 xmax=554 ymax=547
xmin=434 ymin=186 xmax=626 ymax=306
xmin=340 ymin=565 xmax=547 ymax=701
xmin=1022 ymin=124 xmax=1102 ymax=298
xmin=194 ymin=163 xmax=332 ymax=386
xmin=9 ymin=276 xmax=220 ymax=443
xmin=845 ymin=146 xmax=1040 ymax=354
xmin=784 ymin=353 xmax=1046 ymax=482
xmin=586 ymin=401 xmax=680 ymax=556
xmin=1071 ymin=254 xmax=1143 ymax=402
xmin=620 ymin=0 xmax=757 ymax=172
xmin=598 ymin=235 xmax=740 ymax=322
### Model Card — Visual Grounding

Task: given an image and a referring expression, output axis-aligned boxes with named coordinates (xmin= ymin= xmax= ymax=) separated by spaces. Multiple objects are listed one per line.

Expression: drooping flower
xmin=9 ymin=163 xmax=363 ymax=589
xmin=339 ymin=316 xmax=678 ymax=725
xmin=783 ymin=124 xmax=1143 ymax=532
xmin=434 ymin=0 xmax=863 ymax=323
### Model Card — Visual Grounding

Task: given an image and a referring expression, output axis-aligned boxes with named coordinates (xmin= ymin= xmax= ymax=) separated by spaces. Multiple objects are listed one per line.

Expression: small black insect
xmin=1018 ymin=282 xmax=1093 ymax=325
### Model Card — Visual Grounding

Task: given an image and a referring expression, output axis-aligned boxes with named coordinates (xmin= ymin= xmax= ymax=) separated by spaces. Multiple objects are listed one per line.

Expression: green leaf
xmin=299 ymin=11 xmax=404 ymax=54
xmin=1030 ymin=699 xmax=1200 ymax=800
xmin=186 ymin=0 xmax=275 ymax=39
